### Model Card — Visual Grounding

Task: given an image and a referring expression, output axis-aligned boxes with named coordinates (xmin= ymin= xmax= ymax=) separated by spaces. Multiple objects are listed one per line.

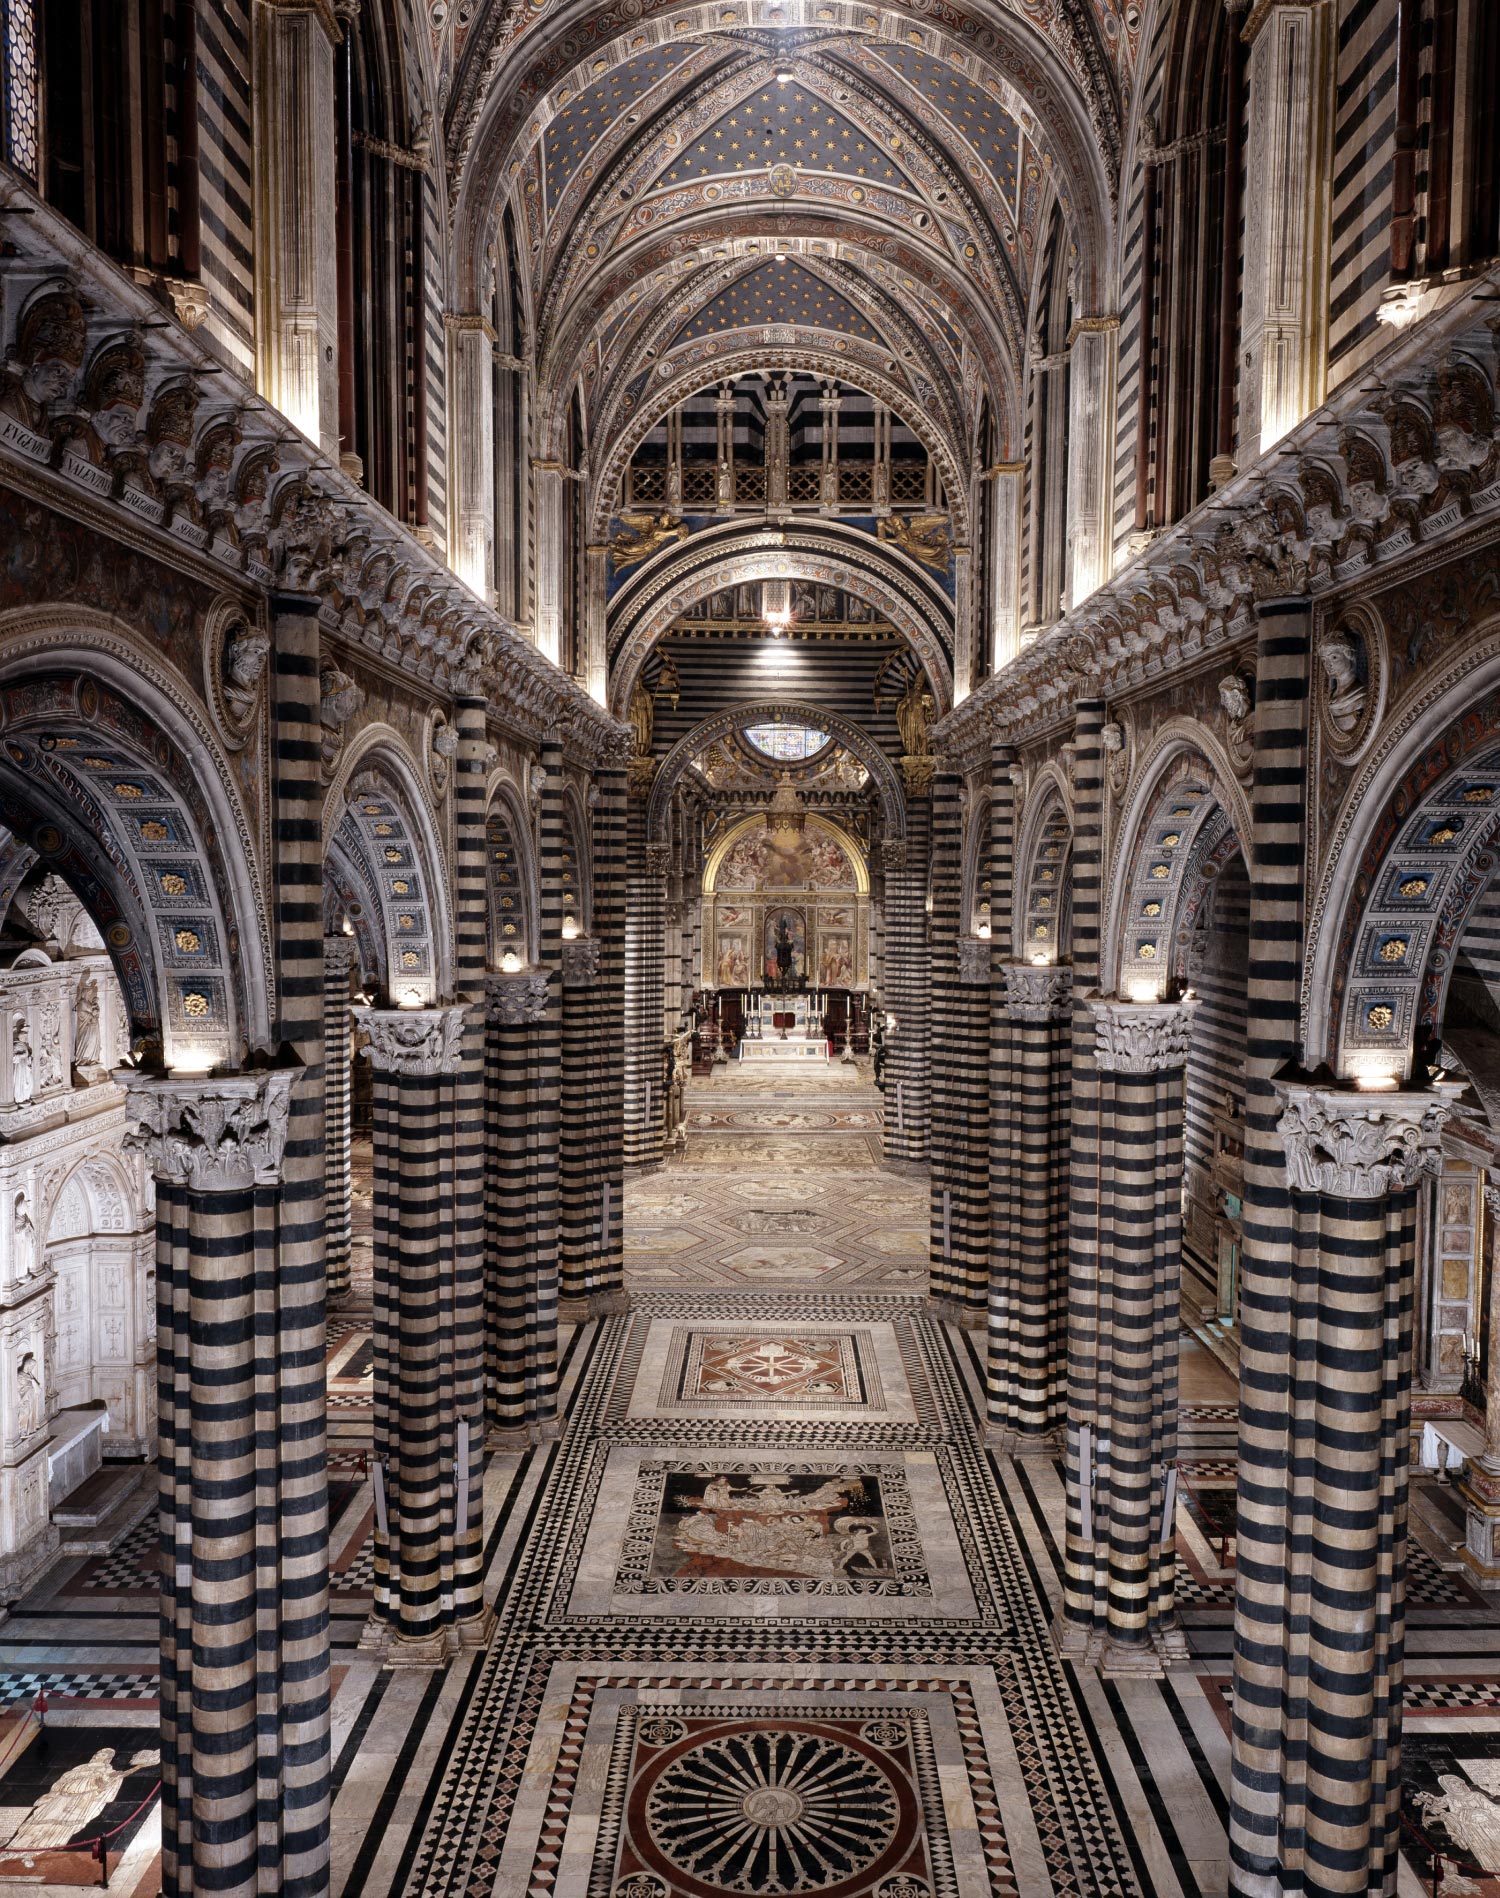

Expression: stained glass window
xmin=2 ymin=0 xmax=39 ymax=180
xmin=743 ymin=725 xmax=829 ymax=762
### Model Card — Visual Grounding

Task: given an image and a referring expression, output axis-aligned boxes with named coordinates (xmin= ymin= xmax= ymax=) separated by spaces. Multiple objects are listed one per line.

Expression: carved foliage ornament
xmin=354 ymin=1005 xmax=467 ymax=1076
xmin=1001 ymin=964 xmax=1073 ymax=1021
xmin=1090 ymin=997 xmax=1198 ymax=1073
xmin=1275 ymin=1082 xmax=1452 ymax=1199
xmin=121 ymin=1069 xmax=295 ymax=1192
xmin=485 ymin=970 xmax=550 ymax=1025
xmin=956 ymin=937 xmax=991 ymax=986
xmin=562 ymin=937 xmax=601 ymax=987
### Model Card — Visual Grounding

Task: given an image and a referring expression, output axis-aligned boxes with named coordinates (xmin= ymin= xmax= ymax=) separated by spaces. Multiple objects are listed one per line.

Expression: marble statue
xmin=15 ymin=1353 xmax=41 ymax=1438
xmin=11 ymin=1018 xmax=33 ymax=1105
xmin=72 ymin=976 xmax=100 ymax=1071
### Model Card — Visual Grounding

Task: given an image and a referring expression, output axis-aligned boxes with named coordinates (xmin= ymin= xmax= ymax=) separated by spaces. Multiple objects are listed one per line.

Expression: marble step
xmin=54 ymin=1464 xmax=151 ymax=1552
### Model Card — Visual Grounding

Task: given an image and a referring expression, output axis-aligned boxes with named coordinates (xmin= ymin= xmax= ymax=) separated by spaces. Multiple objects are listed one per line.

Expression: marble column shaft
xmin=987 ymin=963 xmax=1072 ymax=1444
xmin=882 ymin=796 xmax=933 ymax=1167
xmin=357 ymin=1005 xmax=488 ymax=1664
xmin=323 ymin=936 xmax=356 ymax=1302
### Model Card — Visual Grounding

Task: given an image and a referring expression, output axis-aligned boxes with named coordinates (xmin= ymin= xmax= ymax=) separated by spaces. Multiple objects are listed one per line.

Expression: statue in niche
xmin=15 ymin=1352 xmax=41 ymax=1438
xmin=1320 ymin=632 xmax=1368 ymax=735
xmin=72 ymin=976 xmax=101 ymax=1074
xmin=629 ymin=678 xmax=654 ymax=757
xmin=11 ymin=1018 xmax=33 ymax=1105
xmin=223 ymin=623 xmax=270 ymax=720
xmin=895 ymin=675 xmax=935 ymax=760
xmin=12 ymin=1195 xmax=34 ymax=1279
xmin=36 ymin=998 xmax=63 ymax=1091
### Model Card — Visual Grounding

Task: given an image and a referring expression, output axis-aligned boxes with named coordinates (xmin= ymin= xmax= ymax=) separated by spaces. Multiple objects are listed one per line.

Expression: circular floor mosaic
xmin=633 ymin=1720 xmax=917 ymax=1896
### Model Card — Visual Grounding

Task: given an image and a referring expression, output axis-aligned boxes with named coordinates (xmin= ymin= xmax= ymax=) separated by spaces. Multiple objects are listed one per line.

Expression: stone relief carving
xmin=561 ymin=938 xmax=600 ymax=987
xmin=122 ymin=1070 xmax=296 ymax=1192
xmin=956 ymin=938 xmax=991 ymax=986
xmin=486 ymin=970 xmax=550 ymax=1024
xmin=1275 ymin=1083 xmax=1453 ymax=1198
xmin=1217 ymin=671 xmax=1254 ymax=777
xmin=1001 ymin=964 xmax=1073 ymax=1021
xmin=1090 ymin=997 xmax=1197 ymax=1073
xmin=319 ymin=666 xmax=365 ymax=778
xmin=1101 ymin=720 xmax=1130 ymax=799
xmin=353 ymin=1006 xmax=467 ymax=1076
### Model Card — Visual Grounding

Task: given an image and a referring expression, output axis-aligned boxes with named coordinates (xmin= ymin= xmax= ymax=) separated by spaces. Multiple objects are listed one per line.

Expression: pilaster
xmin=1064 ymin=320 xmax=1118 ymax=609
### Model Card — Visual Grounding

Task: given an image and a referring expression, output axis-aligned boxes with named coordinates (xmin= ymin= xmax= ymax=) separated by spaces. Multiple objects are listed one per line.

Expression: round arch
xmin=485 ymin=775 xmax=538 ymax=968
xmin=961 ymin=792 xmax=992 ymax=936
xmin=704 ymin=809 xmax=870 ymax=896
xmin=608 ymin=527 xmax=956 ymax=719
xmin=587 ymin=350 xmax=973 ymax=544
xmin=1306 ymin=627 xmax=1500 ymax=1078
xmin=1103 ymin=721 xmax=1252 ymax=996
xmin=559 ymin=778 xmax=593 ymax=936
xmin=646 ymin=699 xmax=904 ymax=849
xmin=0 ymin=607 xmax=273 ymax=1064
xmin=323 ymin=725 xmax=454 ymax=1005
xmin=1014 ymin=771 xmax=1074 ymax=964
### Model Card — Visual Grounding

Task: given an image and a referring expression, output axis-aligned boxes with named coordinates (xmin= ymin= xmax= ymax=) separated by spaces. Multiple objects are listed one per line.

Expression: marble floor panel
xmin=4 ymin=1089 xmax=1500 ymax=1895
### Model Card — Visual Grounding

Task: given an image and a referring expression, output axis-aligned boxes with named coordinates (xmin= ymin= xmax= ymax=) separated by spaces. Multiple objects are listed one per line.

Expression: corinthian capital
xmin=485 ymin=970 xmax=550 ymax=1025
xmin=1275 ymin=1082 xmax=1454 ymax=1199
xmin=562 ymin=938 xmax=600 ymax=988
xmin=1089 ymin=995 xmax=1197 ymax=1073
xmin=956 ymin=938 xmax=992 ymax=986
xmin=1001 ymin=963 xmax=1073 ymax=1022
xmin=120 ymin=1068 xmax=297 ymax=1192
xmin=354 ymin=1005 xmax=467 ymax=1076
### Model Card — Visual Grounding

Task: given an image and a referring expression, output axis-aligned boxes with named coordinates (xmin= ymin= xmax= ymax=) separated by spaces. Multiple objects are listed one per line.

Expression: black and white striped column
xmin=928 ymin=767 xmax=991 ymax=1322
xmin=1059 ymin=695 xmax=1107 ymax=1639
xmin=483 ymin=970 xmax=556 ymax=1440
xmin=883 ymin=790 xmax=932 ymax=1167
xmin=356 ymin=1005 xmax=492 ymax=1664
xmin=124 ymin=1068 xmax=308 ymax=1896
xmin=986 ymin=962 xmax=1073 ymax=1446
xmin=1230 ymin=1079 xmax=1454 ymax=1894
xmin=323 ymin=935 xmax=356 ymax=1303
xmin=1061 ymin=995 xmax=1196 ymax=1673
xmin=624 ymin=801 xmax=669 ymax=1168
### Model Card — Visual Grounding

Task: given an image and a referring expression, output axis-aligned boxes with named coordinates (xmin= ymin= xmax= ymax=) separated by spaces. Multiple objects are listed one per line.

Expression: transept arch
xmin=607 ymin=526 xmax=956 ymax=718
xmin=0 ymin=609 xmax=271 ymax=1067
xmin=645 ymin=699 xmax=903 ymax=848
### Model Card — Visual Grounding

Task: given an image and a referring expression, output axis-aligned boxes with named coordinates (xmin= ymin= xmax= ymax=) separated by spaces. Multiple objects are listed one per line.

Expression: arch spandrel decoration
xmin=646 ymin=700 xmax=905 ymax=850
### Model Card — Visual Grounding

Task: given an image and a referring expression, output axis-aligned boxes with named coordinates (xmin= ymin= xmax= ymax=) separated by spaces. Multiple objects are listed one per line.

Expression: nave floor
xmin=0 ymin=1064 xmax=1497 ymax=1894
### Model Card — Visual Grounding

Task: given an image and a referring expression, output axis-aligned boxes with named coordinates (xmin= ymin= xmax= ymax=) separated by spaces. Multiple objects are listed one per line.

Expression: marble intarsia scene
xmin=4 ymin=1050 xmax=1500 ymax=1892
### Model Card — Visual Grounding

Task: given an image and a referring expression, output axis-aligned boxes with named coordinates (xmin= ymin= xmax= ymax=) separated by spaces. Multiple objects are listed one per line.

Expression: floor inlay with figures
xmin=0 ymin=1065 xmax=1493 ymax=1896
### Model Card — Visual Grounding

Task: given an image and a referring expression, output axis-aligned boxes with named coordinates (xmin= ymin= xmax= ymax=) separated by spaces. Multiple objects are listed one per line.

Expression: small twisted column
xmin=323 ymin=936 xmax=357 ymax=1301
xmin=1057 ymin=995 xmax=1196 ymax=1674
xmin=123 ymin=1067 xmax=321 ymax=1896
xmin=987 ymin=963 xmax=1072 ymax=1446
xmin=356 ymin=1005 xmax=490 ymax=1665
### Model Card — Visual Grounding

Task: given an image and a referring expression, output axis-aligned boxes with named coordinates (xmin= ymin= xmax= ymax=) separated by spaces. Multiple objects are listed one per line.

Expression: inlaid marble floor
xmin=1 ymin=1070 xmax=1496 ymax=1894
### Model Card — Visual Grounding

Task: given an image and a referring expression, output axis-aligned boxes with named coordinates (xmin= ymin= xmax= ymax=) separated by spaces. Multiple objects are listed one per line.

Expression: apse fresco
xmin=706 ymin=817 xmax=868 ymax=992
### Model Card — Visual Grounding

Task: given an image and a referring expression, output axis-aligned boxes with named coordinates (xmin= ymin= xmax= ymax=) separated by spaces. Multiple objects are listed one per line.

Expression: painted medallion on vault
xmin=616 ymin=1461 xmax=928 ymax=1598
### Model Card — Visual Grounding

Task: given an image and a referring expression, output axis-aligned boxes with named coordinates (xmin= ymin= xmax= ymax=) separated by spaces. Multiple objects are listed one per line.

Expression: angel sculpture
xmin=878 ymin=511 xmax=952 ymax=569
xmin=609 ymin=511 xmax=686 ymax=572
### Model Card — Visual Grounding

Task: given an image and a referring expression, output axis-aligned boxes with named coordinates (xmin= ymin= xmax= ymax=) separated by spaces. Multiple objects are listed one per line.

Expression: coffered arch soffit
xmin=606 ymin=523 xmax=956 ymax=715
xmin=647 ymin=697 xmax=905 ymax=846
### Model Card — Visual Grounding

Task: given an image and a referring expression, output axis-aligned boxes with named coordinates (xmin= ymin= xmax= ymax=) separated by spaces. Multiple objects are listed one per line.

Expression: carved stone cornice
xmin=1089 ymin=996 xmax=1198 ymax=1074
xmin=353 ymin=1005 xmax=467 ymax=1076
xmin=956 ymin=938 xmax=992 ymax=987
xmin=561 ymin=938 xmax=600 ymax=988
xmin=119 ymin=1068 xmax=296 ymax=1192
xmin=485 ymin=970 xmax=549 ymax=1025
xmin=932 ymin=260 xmax=1500 ymax=755
xmin=1000 ymin=963 xmax=1073 ymax=1021
xmin=1275 ymin=1081 xmax=1454 ymax=1199
xmin=0 ymin=176 xmax=625 ymax=768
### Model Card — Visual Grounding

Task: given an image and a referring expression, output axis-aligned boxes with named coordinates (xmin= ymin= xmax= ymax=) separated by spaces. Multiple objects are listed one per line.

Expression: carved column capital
xmin=956 ymin=938 xmax=992 ymax=986
xmin=119 ymin=1068 xmax=297 ymax=1192
xmin=1088 ymin=995 xmax=1197 ymax=1073
xmin=353 ymin=1005 xmax=467 ymax=1076
xmin=323 ymin=934 xmax=358 ymax=978
xmin=1000 ymin=963 xmax=1073 ymax=1021
xmin=643 ymin=842 xmax=673 ymax=876
xmin=1274 ymin=1081 xmax=1456 ymax=1199
xmin=561 ymin=938 xmax=600 ymax=988
xmin=485 ymin=970 xmax=550 ymax=1025
xmin=880 ymin=838 xmax=908 ymax=872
